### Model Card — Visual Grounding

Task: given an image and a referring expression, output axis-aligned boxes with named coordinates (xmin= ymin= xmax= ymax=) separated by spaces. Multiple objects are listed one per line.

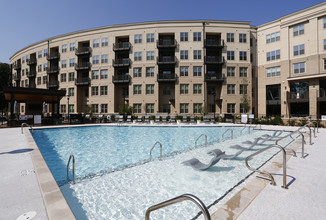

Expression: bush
xmin=288 ymin=119 xmax=296 ymax=126
xmin=299 ymin=118 xmax=308 ymax=126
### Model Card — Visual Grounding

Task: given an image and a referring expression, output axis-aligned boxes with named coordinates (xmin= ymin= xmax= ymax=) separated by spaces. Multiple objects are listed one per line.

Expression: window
xmin=62 ymin=44 xmax=67 ymax=53
xmin=69 ymin=104 xmax=74 ymax=113
xmin=180 ymin=84 xmax=189 ymax=94
xmin=227 ymin=103 xmax=235 ymax=113
xmin=68 ymin=88 xmax=74 ymax=96
xmin=293 ymin=24 xmax=304 ymax=36
xmin=239 ymin=51 xmax=247 ymax=61
xmin=193 ymin=66 xmax=202 ymax=76
xmin=227 ymin=51 xmax=234 ymax=60
xmin=100 ymin=69 xmax=108 ymax=79
xmin=146 ymin=67 xmax=154 ymax=77
xmin=133 ymin=85 xmax=142 ymax=95
xmin=193 ymin=50 xmax=202 ymax=59
xmin=227 ymin=67 xmax=235 ymax=77
xmin=43 ymin=76 xmax=47 ymax=84
xmin=93 ymin=39 xmax=100 ymax=48
xmin=240 ymin=84 xmax=248 ymax=94
xmin=240 ymin=104 xmax=247 ymax=113
xmin=133 ymin=68 xmax=142 ymax=77
xmin=60 ymin=105 xmax=66 ymax=113
xmin=21 ymin=80 xmax=24 ymax=87
xmin=193 ymin=103 xmax=202 ymax=113
xmin=92 ymin=55 xmax=99 ymax=64
xmin=91 ymin=86 xmax=99 ymax=96
xmin=162 ymin=104 xmax=170 ymax=113
xmin=146 ymin=84 xmax=154 ymax=94
xmin=294 ymin=44 xmax=305 ymax=56
xmin=266 ymin=66 xmax=281 ymax=77
xmin=180 ymin=103 xmax=189 ymax=113
xmin=324 ymin=39 xmax=326 ymax=50
xmin=239 ymin=67 xmax=247 ymax=77
xmin=37 ymin=65 xmax=42 ymax=72
xmin=101 ymin=54 xmax=108 ymax=63
xmin=69 ymin=58 xmax=75 ymax=67
xmin=22 ymin=56 xmax=25 ymax=63
xmin=134 ymin=52 xmax=142 ymax=61
xmin=163 ymin=86 xmax=171 ymax=95
xmin=101 ymin=37 xmax=108 ymax=47
xmin=37 ymin=77 xmax=41 ymax=85
xmin=193 ymin=84 xmax=202 ymax=94
xmin=61 ymin=73 xmax=66 ymax=82
xmin=146 ymin=33 xmax=154 ymax=43
xmin=100 ymin=86 xmax=108 ymax=95
xmin=294 ymin=62 xmax=305 ymax=74
xmin=227 ymin=33 xmax=234 ymax=42
xmin=68 ymin=72 xmax=74 ymax=81
xmin=91 ymin=104 xmax=98 ymax=113
xmin=227 ymin=84 xmax=235 ymax=94
xmin=193 ymin=32 xmax=201 ymax=41
xmin=61 ymin=60 xmax=67 ymax=68
xmin=146 ymin=104 xmax=154 ymax=113
xmin=146 ymin=51 xmax=154 ymax=60
xmin=43 ymin=63 xmax=47 ymax=71
xmin=92 ymin=70 xmax=99 ymax=79
xmin=266 ymin=50 xmax=280 ymax=61
xmin=324 ymin=17 xmax=326 ymax=28
xmin=180 ymin=50 xmax=188 ymax=60
xmin=180 ymin=66 xmax=189 ymax=77
xmin=133 ymin=104 xmax=142 ymax=113
xmin=70 ymin=43 xmax=75 ymax=51
xmin=38 ymin=51 xmax=42 ymax=58
xmin=266 ymin=31 xmax=280 ymax=44
xmin=101 ymin=104 xmax=108 ymax=113
xmin=44 ymin=49 xmax=48 ymax=57
xmin=134 ymin=34 xmax=142 ymax=43
xmin=324 ymin=59 xmax=326 ymax=70
xmin=239 ymin=33 xmax=247 ymax=43
xmin=180 ymin=32 xmax=188 ymax=42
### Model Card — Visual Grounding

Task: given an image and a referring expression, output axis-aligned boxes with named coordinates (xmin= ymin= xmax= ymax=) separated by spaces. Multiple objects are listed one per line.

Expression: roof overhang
xmin=287 ymin=73 xmax=326 ymax=82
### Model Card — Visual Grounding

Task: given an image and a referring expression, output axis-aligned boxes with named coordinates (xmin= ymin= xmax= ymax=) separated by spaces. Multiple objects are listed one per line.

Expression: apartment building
xmin=10 ymin=20 xmax=255 ymax=116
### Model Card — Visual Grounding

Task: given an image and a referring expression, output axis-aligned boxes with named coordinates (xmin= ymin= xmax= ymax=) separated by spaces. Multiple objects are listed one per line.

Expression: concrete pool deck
xmin=0 ymin=123 xmax=325 ymax=219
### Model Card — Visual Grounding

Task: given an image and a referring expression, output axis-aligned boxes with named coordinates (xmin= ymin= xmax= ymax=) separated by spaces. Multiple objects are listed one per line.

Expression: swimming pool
xmin=32 ymin=125 xmax=294 ymax=219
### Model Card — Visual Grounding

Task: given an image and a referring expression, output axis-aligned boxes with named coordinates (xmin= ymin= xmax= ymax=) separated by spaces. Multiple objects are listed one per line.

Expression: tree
xmin=241 ymin=93 xmax=251 ymax=113
xmin=119 ymin=103 xmax=133 ymax=115
xmin=0 ymin=63 xmax=10 ymax=87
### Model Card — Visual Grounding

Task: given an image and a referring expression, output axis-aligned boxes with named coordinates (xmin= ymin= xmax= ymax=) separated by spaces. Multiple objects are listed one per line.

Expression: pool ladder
xmin=195 ymin=134 xmax=207 ymax=147
xmin=145 ymin=194 xmax=211 ymax=220
xmin=149 ymin=141 xmax=162 ymax=160
xmin=21 ymin=123 xmax=34 ymax=134
xmin=67 ymin=154 xmax=75 ymax=184
xmin=222 ymin=128 xmax=233 ymax=140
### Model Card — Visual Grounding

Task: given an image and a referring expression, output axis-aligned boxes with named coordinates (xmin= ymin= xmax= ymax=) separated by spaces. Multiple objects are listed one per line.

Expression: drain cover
xmin=16 ymin=211 xmax=37 ymax=220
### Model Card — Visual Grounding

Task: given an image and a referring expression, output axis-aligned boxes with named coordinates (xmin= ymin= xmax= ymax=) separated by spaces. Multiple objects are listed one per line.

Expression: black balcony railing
xmin=75 ymin=62 xmax=92 ymax=71
xmin=205 ymin=73 xmax=225 ymax=82
xmin=112 ymin=58 xmax=131 ymax=67
xmin=157 ymin=73 xmax=177 ymax=82
xmin=287 ymin=91 xmax=309 ymax=103
xmin=75 ymin=47 xmax=92 ymax=56
xmin=156 ymin=39 xmax=177 ymax=48
xmin=112 ymin=74 xmax=131 ymax=83
xmin=13 ymin=63 xmax=21 ymax=70
xmin=46 ymin=80 xmax=59 ymax=88
xmin=27 ymin=59 xmax=37 ymax=65
xmin=46 ymin=67 xmax=60 ymax=74
xmin=75 ymin=77 xmax=90 ymax=86
xmin=113 ymin=42 xmax=131 ymax=51
xmin=204 ymin=56 xmax=225 ymax=65
xmin=27 ymin=70 xmax=36 ymax=78
xmin=157 ymin=56 xmax=177 ymax=65
xmin=46 ymin=52 xmax=60 ymax=60
xmin=204 ymin=39 xmax=224 ymax=48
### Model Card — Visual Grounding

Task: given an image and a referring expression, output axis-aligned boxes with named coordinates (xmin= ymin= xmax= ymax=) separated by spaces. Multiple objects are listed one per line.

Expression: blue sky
xmin=0 ymin=0 xmax=324 ymax=63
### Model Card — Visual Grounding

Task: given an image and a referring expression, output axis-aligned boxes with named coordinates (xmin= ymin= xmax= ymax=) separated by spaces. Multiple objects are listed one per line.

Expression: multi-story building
xmin=10 ymin=20 xmax=255 ymax=116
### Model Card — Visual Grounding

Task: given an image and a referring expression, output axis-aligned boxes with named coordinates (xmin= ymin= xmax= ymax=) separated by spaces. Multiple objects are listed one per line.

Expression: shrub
xmin=288 ymin=119 xmax=296 ymax=126
xmin=299 ymin=118 xmax=308 ymax=126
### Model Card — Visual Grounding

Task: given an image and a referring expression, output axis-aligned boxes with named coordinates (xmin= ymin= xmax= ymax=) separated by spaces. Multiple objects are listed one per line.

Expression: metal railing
xmin=67 ymin=155 xmax=75 ymax=184
xmin=21 ymin=123 xmax=33 ymax=134
xmin=150 ymin=141 xmax=162 ymax=160
xmin=275 ymin=130 xmax=305 ymax=158
xmin=245 ymin=144 xmax=289 ymax=189
xmin=195 ymin=134 xmax=207 ymax=147
xmin=145 ymin=194 xmax=211 ymax=220
xmin=222 ymin=128 xmax=233 ymax=140
xmin=240 ymin=126 xmax=249 ymax=135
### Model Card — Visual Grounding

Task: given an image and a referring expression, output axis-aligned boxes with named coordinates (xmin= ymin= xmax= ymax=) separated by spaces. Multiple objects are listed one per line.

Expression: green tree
xmin=0 ymin=63 xmax=10 ymax=87
xmin=241 ymin=93 xmax=251 ymax=113
xmin=119 ymin=103 xmax=133 ymax=115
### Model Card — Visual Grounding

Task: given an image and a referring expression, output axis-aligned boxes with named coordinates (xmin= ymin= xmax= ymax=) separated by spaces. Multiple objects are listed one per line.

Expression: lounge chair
xmin=162 ymin=116 xmax=167 ymax=123
xmin=203 ymin=116 xmax=210 ymax=123
xmin=117 ymin=115 xmax=124 ymax=123
xmin=182 ymin=150 xmax=226 ymax=170
xmin=190 ymin=116 xmax=195 ymax=123
xmin=209 ymin=115 xmax=215 ymax=123
xmin=155 ymin=115 xmax=160 ymax=123
xmin=126 ymin=115 xmax=132 ymax=123
xmin=170 ymin=115 xmax=176 ymax=123
xmin=207 ymin=147 xmax=243 ymax=160
xmin=137 ymin=116 xmax=143 ymax=123
xmin=98 ymin=114 xmax=103 ymax=123
xmin=182 ymin=115 xmax=187 ymax=123
xmin=144 ymin=115 xmax=150 ymax=123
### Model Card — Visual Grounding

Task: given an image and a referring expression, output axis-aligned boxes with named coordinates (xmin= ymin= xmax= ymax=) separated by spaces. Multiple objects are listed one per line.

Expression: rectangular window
xmin=180 ymin=66 xmax=189 ymax=76
xmin=180 ymin=103 xmax=189 ymax=114
xmin=193 ymin=66 xmax=202 ymax=76
xmin=100 ymin=86 xmax=108 ymax=95
xmin=146 ymin=104 xmax=154 ymax=114
xmin=239 ymin=51 xmax=247 ymax=61
xmin=294 ymin=62 xmax=305 ymax=74
xmin=92 ymin=55 xmax=99 ymax=64
xmin=91 ymin=104 xmax=98 ymax=113
xmin=227 ymin=51 xmax=234 ymax=60
xmin=180 ymin=84 xmax=189 ymax=94
xmin=134 ymin=52 xmax=142 ymax=61
xmin=293 ymin=24 xmax=304 ymax=36
xmin=193 ymin=103 xmax=202 ymax=114
xmin=92 ymin=70 xmax=99 ymax=79
xmin=44 ymin=49 xmax=48 ymax=57
xmin=37 ymin=77 xmax=41 ymax=85
xmin=93 ymin=39 xmax=100 ymax=48
xmin=239 ymin=67 xmax=247 ymax=77
xmin=133 ymin=67 xmax=142 ymax=77
xmin=266 ymin=31 xmax=280 ymax=43
xmin=146 ymin=51 xmax=154 ymax=60
xmin=38 ymin=51 xmax=42 ymax=58
xmin=239 ymin=33 xmax=247 ymax=43
xmin=68 ymin=88 xmax=74 ymax=96
xmin=324 ymin=59 xmax=326 ymax=70
xmin=227 ymin=67 xmax=235 ymax=77
xmin=134 ymin=34 xmax=142 ymax=43
xmin=43 ymin=76 xmax=47 ymax=84
xmin=324 ymin=17 xmax=326 ymax=29
xmin=91 ymin=86 xmax=99 ymax=96
xmin=180 ymin=32 xmax=188 ymax=42
xmin=101 ymin=37 xmax=108 ymax=47
xmin=101 ymin=54 xmax=108 ymax=63
xmin=146 ymin=84 xmax=154 ymax=94
xmin=266 ymin=49 xmax=280 ymax=61
xmin=68 ymin=72 xmax=74 ymax=81
xmin=240 ymin=84 xmax=248 ymax=94
xmin=69 ymin=58 xmax=75 ymax=67
xmin=43 ymin=63 xmax=48 ymax=71
xmin=146 ymin=67 xmax=154 ymax=77
xmin=227 ymin=103 xmax=235 ymax=113
xmin=227 ymin=84 xmax=235 ymax=94
xmin=61 ymin=60 xmax=67 ymax=68
xmin=101 ymin=104 xmax=108 ymax=113
xmin=133 ymin=85 xmax=142 ymax=95
xmin=163 ymin=86 xmax=171 ymax=95
xmin=180 ymin=50 xmax=188 ymax=60
xmin=70 ymin=43 xmax=75 ymax=51
xmin=22 ymin=57 xmax=25 ymax=63
xmin=324 ymin=39 xmax=326 ymax=50
xmin=193 ymin=32 xmax=201 ymax=41
xmin=61 ymin=73 xmax=66 ymax=82
xmin=193 ymin=50 xmax=202 ymax=59
xmin=133 ymin=104 xmax=142 ymax=113
xmin=69 ymin=104 xmax=74 ymax=113
xmin=193 ymin=84 xmax=202 ymax=94
xmin=60 ymin=105 xmax=66 ymax=113
xmin=100 ymin=69 xmax=108 ymax=79
xmin=227 ymin=33 xmax=234 ymax=42
xmin=62 ymin=44 xmax=67 ymax=53
xmin=37 ymin=65 xmax=42 ymax=72
xmin=266 ymin=66 xmax=281 ymax=77
xmin=146 ymin=33 xmax=154 ymax=43
xmin=294 ymin=44 xmax=305 ymax=56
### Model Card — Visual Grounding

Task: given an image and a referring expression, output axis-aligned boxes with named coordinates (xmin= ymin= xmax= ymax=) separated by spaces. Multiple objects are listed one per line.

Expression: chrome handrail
xmin=305 ymin=122 xmax=316 ymax=138
xmin=299 ymin=125 xmax=312 ymax=145
xmin=240 ymin=126 xmax=247 ymax=135
xmin=195 ymin=134 xmax=207 ymax=147
xmin=245 ymin=144 xmax=289 ymax=189
xmin=150 ymin=141 xmax=162 ymax=160
xmin=275 ymin=130 xmax=304 ymax=158
xmin=145 ymin=194 xmax=211 ymax=220
xmin=67 ymin=155 xmax=75 ymax=184
xmin=21 ymin=123 xmax=34 ymax=134
xmin=222 ymin=128 xmax=233 ymax=140
xmin=311 ymin=121 xmax=319 ymax=133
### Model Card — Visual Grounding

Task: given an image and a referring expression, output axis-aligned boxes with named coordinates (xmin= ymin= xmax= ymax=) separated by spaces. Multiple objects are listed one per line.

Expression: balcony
xmin=156 ymin=39 xmax=177 ymax=49
xmin=75 ymin=47 xmax=92 ymax=56
xmin=113 ymin=42 xmax=131 ymax=51
xmin=157 ymin=73 xmax=177 ymax=82
xmin=46 ymin=53 xmax=60 ymax=61
xmin=287 ymin=91 xmax=309 ymax=103
xmin=75 ymin=77 xmax=90 ymax=86
xmin=112 ymin=74 xmax=131 ymax=84
xmin=318 ymin=88 xmax=326 ymax=102
xmin=112 ymin=58 xmax=131 ymax=67
xmin=46 ymin=80 xmax=59 ymax=89
xmin=13 ymin=74 xmax=21 ymax=81
xmin=205 ymin=73 xmax=225 ymax=82
xmin=27 ymin=70 xmax=36 ymax=78
xmin=13 ymin=63 xmax=21 ymax=70
xmin=266 ymin=100 xmax=281 ymax=105
xmin=204 ymin=56 xmax=225 ymax=65
xmin=75 ymin=62 xmax=92 ymax=71
xmin=157 ymin=56 xmax=177 ymax=65
xmin=204 ymin=39 xmax=224 ymax=48
xmin=27 ymin=59 xmax=37 ymax=66
xmin=46 ymin=67 xmax=60 ymax=74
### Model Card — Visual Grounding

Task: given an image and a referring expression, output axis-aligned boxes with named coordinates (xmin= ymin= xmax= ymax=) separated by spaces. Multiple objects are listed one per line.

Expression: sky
xmin=0 ymin=0 xmax=325 ymax=63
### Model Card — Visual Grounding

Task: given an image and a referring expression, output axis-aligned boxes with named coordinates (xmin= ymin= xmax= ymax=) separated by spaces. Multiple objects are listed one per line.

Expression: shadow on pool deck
xmin=0 ymin=148 xmax=33 ymax=155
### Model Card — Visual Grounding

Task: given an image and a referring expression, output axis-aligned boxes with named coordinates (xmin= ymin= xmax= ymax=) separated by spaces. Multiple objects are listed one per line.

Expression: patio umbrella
xmin=42 ymin=102 xmax=47 ymax=114
xmin=13 ymin=101 xmax=17 ymax=114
